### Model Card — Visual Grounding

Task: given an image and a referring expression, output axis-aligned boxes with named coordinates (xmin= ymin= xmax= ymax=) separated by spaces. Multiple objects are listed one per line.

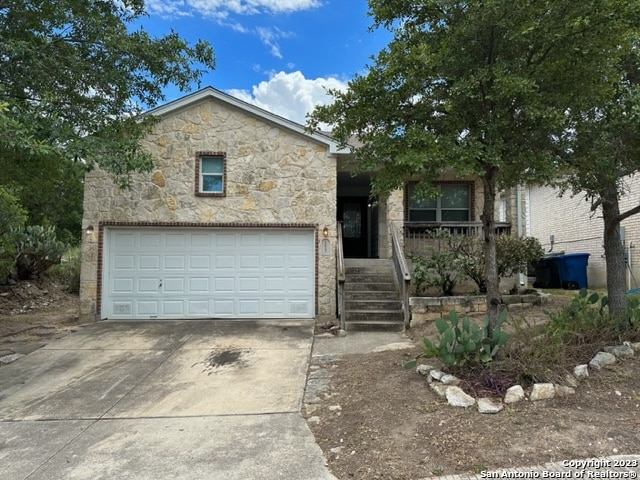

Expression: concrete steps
xmin=343 ymin=259 xmax=404 ymax=331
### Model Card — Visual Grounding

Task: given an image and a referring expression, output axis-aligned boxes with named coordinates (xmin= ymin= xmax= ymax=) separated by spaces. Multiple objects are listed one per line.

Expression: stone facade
xmin=80 ymin=90 xmax=339 ymax=321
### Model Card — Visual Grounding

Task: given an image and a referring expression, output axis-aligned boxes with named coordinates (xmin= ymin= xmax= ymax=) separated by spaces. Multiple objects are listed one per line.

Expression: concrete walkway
xmin=0 ymin=320 xmax=336 ymax=480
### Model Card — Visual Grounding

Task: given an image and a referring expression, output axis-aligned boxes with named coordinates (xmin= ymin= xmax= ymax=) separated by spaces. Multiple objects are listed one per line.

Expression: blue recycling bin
xmin=556 ymin=252 xmax=590 ymax=290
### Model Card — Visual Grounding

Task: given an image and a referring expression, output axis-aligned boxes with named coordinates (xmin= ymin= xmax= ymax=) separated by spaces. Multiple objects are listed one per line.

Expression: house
xmin=525 ymin=182 xmax=640 ymax=290
xmin=79 ymin=86 xmax=513 ymax=325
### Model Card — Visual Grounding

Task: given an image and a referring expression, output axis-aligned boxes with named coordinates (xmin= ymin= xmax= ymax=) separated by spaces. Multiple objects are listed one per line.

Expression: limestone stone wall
xmin=81 ymin=97 xmax=337 ymax=321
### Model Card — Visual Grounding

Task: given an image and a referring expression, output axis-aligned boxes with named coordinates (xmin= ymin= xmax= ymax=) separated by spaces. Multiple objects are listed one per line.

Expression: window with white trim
xmin=195 ymin=152 xmax=226 ymax=196
xmin=407 ymin=183 xmax=470 ymax=222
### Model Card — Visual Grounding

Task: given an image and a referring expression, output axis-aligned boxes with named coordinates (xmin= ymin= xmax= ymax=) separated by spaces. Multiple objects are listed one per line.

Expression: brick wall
xmin=527 ymin=178 xmax=640 ymax=289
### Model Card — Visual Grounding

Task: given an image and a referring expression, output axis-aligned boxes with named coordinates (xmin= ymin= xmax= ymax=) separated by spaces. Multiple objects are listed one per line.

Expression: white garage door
xmin=102 ymin=228 xmax=315 ymax=319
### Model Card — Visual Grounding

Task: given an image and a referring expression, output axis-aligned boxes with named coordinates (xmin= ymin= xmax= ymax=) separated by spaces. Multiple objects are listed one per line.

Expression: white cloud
xmin=256 ymin=27 xmax=294 ymax=59
xmin=146 ymin=0 xmax=322 ymax=18
xmin=227 ymin=70 xmax=347 ymax=125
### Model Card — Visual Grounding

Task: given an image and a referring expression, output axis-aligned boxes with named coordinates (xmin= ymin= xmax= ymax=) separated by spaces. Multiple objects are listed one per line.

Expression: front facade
xmin=80 ymin=88 xmax=347 ymax=322
xmin=80 ymin=87 xmax=511 ymax=322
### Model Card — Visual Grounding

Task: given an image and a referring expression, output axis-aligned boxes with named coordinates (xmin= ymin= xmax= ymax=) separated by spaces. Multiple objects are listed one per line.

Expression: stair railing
xmin=336 ymin=222 xmax=346 ymax=330
xmin=390 ymin=222 xmax=412 ymax=328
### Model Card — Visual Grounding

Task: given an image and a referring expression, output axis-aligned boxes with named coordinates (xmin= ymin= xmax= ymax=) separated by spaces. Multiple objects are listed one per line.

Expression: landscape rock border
xmin=417 ymin=341 xmax=640 ymax=414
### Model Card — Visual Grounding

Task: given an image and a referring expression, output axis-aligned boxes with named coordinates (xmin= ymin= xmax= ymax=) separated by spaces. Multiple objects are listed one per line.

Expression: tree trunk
xmin=481 ymin=166 xmax=501 ymax=333
xmin=601 ymin=196 xmax=628 ymax=317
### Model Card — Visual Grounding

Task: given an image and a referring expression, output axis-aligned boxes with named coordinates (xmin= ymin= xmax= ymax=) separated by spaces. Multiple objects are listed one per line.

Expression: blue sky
xmin=141 ymin=0 xmax=392 ymax=124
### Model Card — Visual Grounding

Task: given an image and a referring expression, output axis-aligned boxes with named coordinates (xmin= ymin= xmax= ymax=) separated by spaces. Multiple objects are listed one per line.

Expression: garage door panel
xmin=214 ymin=277 xmax=234 ymax=292
xmin=112 ymin=278 xmax=134 ymax=293
xmin=187 ymin=301 xmax=209 ymax=315
xmin=240 ymin=234 xmax=260 ymax=247
xmin=114 ymin=233 xmax=136 ymax=248
xmin=289 ymin=254 xmax=312 ymax=269
xmin=163 ymin=278 xmax=185 ymax=293
xmin=290 ymin=300 xmax=311 ymax=315
xmin=113 ymin=302 xmax=134 ymax=316
xmin=164 ymin=255 xmax=185 ymax=269
xmin=162 ymin=301 xmax=184 ymax=316
xmin=139 ymin=256 xmax=160 ymax=270
xmin=115 ymin=255 xmax=135 ymax=270
xmin=264 ymin=255 xmax=285 ymax=269
xmin=214 ymin=234 xmax=236 ymax=247
xmin=212 ymin=299 xmax=234 ymax=316
xmin=189 ymin=255 xmax=210 ymax=269
xmin=165 ymin=233 xmax=187 ymax=247
xmin=140 ymin=233 xmax=161 ymax=247
xmin=239 ymin=255 xmax=260 ymax=269
xmin=138 ymin=278 xmax=160 ymax=293
xmin=239 ymin=277 xmax=260 ymax=292
xmin=103 ymin=228 xmax=315 ymax=319
xmin=188 ymin=277 xmax=210 ymax=292
xmin=264 ymin=300 xmax=285 ymax=314
xmin=138 ymin=301 xmax=158 ymax=316
xmin=214 ymin=255 xmax=235 ymax=269
xmin=239 ymin=300 xmax=260 ymax=315
xmin=264 ymin=277 xmax=285 ymax=292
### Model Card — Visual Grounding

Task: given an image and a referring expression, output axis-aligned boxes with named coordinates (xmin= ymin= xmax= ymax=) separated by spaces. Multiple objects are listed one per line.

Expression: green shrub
xmin=458 ymin=236 xmax=544 ymax=294
xmin=13 ymin=225 xmax=68 ymax=280
xmin=47 ymin=246 xmax=81 ymax=293
xmin=405 ymin=309 xmax=509 ymax=367
xmin=544 ymin=288 xmax=610 ymax=344
xmin=408 ymin=231 xmax=464 ymax=296
xmin=0 ymin=186 xmax=27 ymax=282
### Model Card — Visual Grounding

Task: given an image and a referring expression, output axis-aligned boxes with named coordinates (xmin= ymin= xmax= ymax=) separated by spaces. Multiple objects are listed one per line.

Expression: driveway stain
xmin=193 ymin=348 xmax=253 ymax=374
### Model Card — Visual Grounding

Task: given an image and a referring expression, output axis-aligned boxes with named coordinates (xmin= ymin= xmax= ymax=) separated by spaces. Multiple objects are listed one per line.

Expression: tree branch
xmin=617 ymin=203 xmax=640 ymax=224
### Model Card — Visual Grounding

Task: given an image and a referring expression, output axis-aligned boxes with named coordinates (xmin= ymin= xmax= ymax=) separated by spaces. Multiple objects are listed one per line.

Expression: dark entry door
xmin=338 ymin=197 xmax=368 ymax=258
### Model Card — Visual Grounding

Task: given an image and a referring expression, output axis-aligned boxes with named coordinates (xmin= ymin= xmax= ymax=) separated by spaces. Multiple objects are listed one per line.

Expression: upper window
xmin=407 ymin=183 xmax=470 ymax=222
xmin=195 ymin=152 xmax=226 ymax=196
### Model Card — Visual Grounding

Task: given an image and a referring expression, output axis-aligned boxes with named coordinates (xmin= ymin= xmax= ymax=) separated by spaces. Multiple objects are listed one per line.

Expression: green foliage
xmin=0 ymin=0 xmax=215 ymax=186
xmin=408 ymin=231 xmax=464 ymax=296
xmin=309 ymin=0 xmax=640 ymax=326
xmin=458 ymin=236 xmax=544 ymax=294
xmin=0 ymin=153 xmax=85 ymax=244
xmin=405 ymin=309 xmax=508 ymax=368
xmin=0 ymin=186 xmax=27 ymax=281
xmin=13 ymin=226 xmax=69 ymax=281
xmin=504 ymin=288 xmax=640 ymax=384
xmin=0 ymin=185 xmax=27 ymax=236
xmin=47 ymin=246 xmax=81 ymax=294
xmin=544 ymin=289 xmax=611 ymax=343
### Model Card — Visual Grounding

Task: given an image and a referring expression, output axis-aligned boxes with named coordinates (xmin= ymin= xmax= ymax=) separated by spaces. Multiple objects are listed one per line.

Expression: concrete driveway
xmin=0 ymin=320 xmax=336 ymax=480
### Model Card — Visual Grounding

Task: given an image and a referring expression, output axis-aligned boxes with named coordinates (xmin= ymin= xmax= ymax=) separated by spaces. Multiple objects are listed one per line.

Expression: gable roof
xmin=146 ymin=86 xmax=349 ymax=156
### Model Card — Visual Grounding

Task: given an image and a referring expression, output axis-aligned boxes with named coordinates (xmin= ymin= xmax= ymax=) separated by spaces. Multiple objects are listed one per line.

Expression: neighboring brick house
xmin=79 ymin=86 xmax=512 ymax=322
xmin=525 ymin=180 xmax=640 ymax=289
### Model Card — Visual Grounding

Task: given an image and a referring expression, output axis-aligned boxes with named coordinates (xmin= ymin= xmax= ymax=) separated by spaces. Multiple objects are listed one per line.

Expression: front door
xmin=338 ymin=197 xmax=368 ymax=258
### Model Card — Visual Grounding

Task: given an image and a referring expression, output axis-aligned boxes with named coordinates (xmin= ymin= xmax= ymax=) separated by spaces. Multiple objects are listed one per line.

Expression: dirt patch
xmin=0 ymin=277 xmax=82 ymax=354
xmin=305 ymin=297 xmax=640 ymax=479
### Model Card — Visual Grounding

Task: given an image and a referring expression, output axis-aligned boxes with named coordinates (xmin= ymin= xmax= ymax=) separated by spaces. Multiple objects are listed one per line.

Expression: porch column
xmin=380 ymin=189 xmax=404 ymax=259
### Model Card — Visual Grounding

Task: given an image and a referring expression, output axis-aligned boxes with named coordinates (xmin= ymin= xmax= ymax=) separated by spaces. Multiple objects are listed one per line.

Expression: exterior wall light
xmin=85 ymin=225 xmax=94 ymax=236
xmin=322 ymin=226 xmax=329 ymax=238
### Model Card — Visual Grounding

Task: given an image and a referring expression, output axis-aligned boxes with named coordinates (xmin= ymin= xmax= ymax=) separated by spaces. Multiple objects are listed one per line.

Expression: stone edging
xmin=417 ymin=341 xmax=640 ymax=414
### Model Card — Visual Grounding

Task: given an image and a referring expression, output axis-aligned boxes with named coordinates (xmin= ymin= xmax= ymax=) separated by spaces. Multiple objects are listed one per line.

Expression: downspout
xmin=516 ymin=185 xmax=526 ymax=287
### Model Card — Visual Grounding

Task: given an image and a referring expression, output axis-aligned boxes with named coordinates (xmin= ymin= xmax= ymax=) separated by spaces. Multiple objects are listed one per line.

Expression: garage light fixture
xmin=85 ymin=225 xmax=94 ymax=236
xmin=322 ymin=226 xmax=329 ymax=238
